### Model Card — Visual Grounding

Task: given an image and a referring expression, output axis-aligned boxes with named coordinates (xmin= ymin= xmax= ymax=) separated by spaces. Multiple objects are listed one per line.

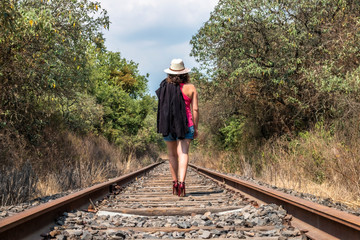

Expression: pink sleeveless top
xmin=180 ymin=83 xmax=194 ymax=127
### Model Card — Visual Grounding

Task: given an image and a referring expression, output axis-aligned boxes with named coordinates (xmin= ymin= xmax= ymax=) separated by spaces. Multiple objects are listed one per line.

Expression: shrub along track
xmin=0 ymin=161 xmax=359 ymax=239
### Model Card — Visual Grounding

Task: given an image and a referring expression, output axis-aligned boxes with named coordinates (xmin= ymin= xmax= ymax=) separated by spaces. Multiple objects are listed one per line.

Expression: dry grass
xmin=191 ymin=125 xmax=360 ymax=210
xmin=0 ymin=162 xmax=37 ymax=206
xmin=259 ymin=127 xmax=360 ymax=209
xmin=0 ymin=129 xmax=156 ymax=206
xmin=191 ymin=150 xmax=254 ymax=177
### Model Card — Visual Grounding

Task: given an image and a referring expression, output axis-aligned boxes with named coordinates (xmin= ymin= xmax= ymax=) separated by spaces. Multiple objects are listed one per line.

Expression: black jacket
xmin=156 ymin=79 xmax=188 ymax=139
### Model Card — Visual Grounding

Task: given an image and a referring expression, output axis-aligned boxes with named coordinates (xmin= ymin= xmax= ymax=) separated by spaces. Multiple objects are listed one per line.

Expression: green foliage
xmin=88 ymin=49 xmax=157 ymax=148
xmin=190 ymin=1 xmax=360 ymax=200
xmin=0 ymin=0 xmax=109 ymax=136
xmin=219 ymin=117 xmax=245 ymax=150
xmin=191 ymin=0 xmax=360 ymax=146
xmin=311 ymin=150 xmax=326 ymax=184
xmin=0 ymin=0 xmax=162 ymax=205
xmin=0 ymin=0 xmax=161 ymax=163
xmin=90 ymin=50 xmax=148 ymax=98
xmin=58 ymin=92 xmax=104 ymax=134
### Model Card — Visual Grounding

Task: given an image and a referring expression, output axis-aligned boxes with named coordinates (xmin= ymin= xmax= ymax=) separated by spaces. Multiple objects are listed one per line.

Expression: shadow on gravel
xmin=187 ymin=190 xmax=224 ymax=196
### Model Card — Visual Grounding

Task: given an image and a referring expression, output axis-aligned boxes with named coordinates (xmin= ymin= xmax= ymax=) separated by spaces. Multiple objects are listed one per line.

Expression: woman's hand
xmin=194 ymin=128 xmax=198 ymax=139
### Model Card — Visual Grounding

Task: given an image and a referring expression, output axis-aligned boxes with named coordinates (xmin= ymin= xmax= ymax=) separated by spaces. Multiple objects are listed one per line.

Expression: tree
xmin=88 ymin=49 xmax=157 ymax=156
xmin=0 ymin=0 xmax=109 ymax=140
xmin=0 ymin=0 xmax=162 ymax=205
xmin=191 ymin=0 xmax=360 ymax=142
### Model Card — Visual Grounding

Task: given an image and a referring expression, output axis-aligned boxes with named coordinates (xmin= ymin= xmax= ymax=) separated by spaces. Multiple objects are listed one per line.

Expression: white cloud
xmin=106 ymin=39 xmax=194 ymax=91
xmin=98 ymin=0 xmax=219 ymax=93
xmin=100 ymin=0 xmax=218 ymax=33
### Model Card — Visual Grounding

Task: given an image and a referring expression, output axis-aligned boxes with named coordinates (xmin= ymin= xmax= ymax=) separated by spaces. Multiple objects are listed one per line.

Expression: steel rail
xmin=189 ymin=163 xmax=360 ymax=240
xmin=0 ymin=161 xmax=163 ymax=240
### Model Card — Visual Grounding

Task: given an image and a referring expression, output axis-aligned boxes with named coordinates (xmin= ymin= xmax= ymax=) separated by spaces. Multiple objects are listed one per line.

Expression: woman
xmin=156 ymin=59 xmax=199 ymax=197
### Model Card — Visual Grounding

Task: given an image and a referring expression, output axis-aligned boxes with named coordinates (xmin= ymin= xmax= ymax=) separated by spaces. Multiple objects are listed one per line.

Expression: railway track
xmin=0 ymin=161 xmax=359 ymax=239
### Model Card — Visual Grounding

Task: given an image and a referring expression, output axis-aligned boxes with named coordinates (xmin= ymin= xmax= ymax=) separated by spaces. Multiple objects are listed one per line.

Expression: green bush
xmin=191 ymin=0 xmax=360 ymax=143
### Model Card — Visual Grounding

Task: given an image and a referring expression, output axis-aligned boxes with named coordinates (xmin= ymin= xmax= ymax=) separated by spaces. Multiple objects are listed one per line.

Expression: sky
xmin=98 ymin=0 xmax=219 ymax=95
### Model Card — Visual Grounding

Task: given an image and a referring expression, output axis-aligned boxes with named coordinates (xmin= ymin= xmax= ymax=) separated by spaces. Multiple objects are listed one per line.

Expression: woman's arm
xmin=191 ymin=86 xmax=199 ymax=138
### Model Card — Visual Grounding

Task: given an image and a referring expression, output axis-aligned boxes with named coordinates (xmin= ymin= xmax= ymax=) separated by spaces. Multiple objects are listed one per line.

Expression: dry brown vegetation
xmin=191 ymin=121 xmax=360 ymax=209
xmin=0 ymin=128 xmax=156 ymax=206
xmin=0 ymin=0 xmax=162 ymax=206
xmin=188 ymin=0 xmax=360 ymax=211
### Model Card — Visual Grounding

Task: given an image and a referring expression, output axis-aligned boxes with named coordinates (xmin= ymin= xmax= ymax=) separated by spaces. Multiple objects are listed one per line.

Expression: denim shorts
xmin=163 ymin=126 xmax=195 ymax=141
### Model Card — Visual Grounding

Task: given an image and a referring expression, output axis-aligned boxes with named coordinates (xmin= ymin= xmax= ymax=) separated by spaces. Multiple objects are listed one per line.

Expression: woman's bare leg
xmin=177 ymin=139 xmax=192 ymax=182
xmin=166 ymin=141 xmax=178 ymax=182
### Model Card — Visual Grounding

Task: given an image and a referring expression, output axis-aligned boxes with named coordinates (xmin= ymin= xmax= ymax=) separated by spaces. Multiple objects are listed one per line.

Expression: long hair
xmin=166 ymin=73 xmax=190 ymax=84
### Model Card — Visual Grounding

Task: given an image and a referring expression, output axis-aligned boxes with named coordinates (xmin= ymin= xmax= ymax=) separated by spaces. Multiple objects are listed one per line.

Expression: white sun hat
xmin=164 ymin=59 xmax=191 ymax=75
